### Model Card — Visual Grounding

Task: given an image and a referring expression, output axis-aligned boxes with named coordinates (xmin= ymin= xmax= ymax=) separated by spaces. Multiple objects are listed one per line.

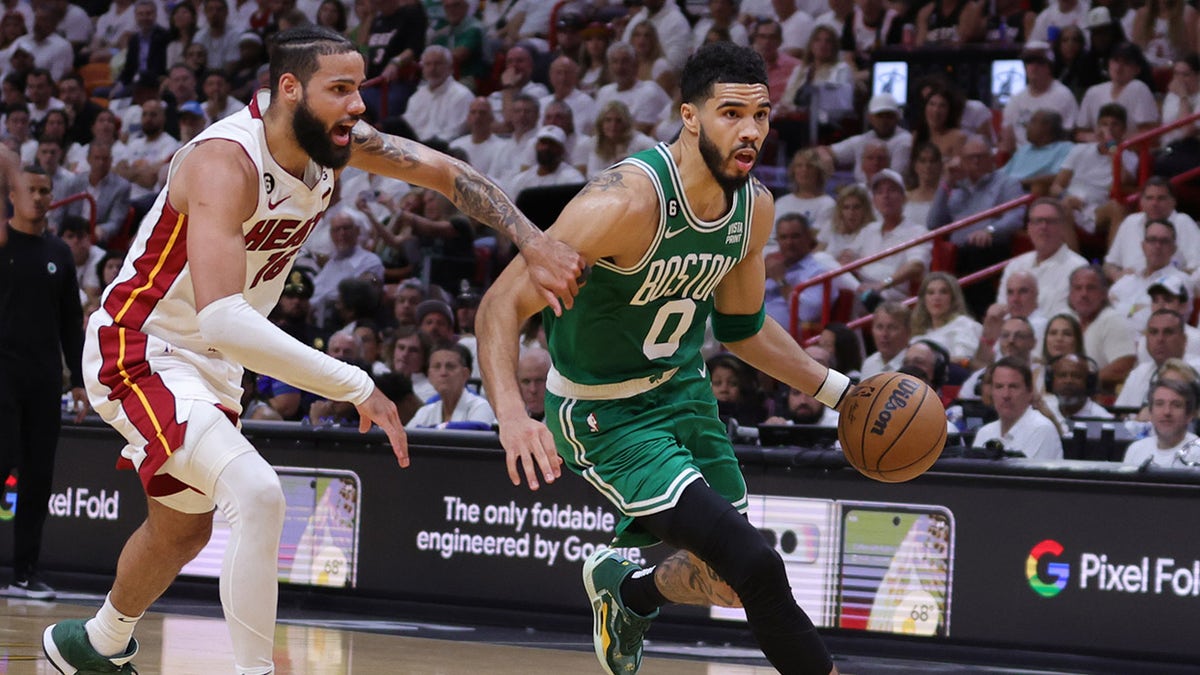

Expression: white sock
xmin=85 ymin=593 xmax=141 ymax=658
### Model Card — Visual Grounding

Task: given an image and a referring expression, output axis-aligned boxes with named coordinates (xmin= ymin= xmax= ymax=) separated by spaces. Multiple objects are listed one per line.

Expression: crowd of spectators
xmin=11 ymin=0 xmax=1200 ymax=464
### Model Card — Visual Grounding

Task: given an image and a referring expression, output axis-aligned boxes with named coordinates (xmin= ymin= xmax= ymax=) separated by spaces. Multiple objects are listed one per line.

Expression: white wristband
xmin=814 ymin=369 xmax=851 ymax=409
xmin=197 ymin=294 xmax=375 ymax=405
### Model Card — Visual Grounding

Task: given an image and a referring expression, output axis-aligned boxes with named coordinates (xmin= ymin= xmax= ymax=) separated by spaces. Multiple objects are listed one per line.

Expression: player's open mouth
xmin=733 ymin=149 xmax=756 ymax=171
xmin=332 ymin=122 xmax=355 ymax=146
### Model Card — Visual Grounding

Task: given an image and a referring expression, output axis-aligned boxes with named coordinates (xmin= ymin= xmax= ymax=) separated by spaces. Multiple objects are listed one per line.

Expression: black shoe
xmin=2 ymin=574 xmax=56 ymax=600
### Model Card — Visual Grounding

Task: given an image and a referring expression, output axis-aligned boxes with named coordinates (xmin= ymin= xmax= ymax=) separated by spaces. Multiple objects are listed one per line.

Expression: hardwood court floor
xmin=2 ymin=592 xmax=777 ymax=675
xmin=0 ymin=591 xmax=1165 ymax=675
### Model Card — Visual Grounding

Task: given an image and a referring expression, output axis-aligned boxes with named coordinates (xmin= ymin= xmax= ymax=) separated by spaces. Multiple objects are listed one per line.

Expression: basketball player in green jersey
xmin=478 ymin=42 xmax=848 ymax=675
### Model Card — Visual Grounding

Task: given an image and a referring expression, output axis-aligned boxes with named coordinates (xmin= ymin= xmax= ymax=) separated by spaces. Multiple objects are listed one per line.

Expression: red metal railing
xmin=1112 ymin=109 xmax=1200 ymax=201
xmin=49 ymin=192 xmax=98 ymax=240
xmin=805 ymin=258 xmax=1014 ymax=345
xmin=788 ymin=193 xmax=1035 ymax=338
xmin=816 ymin=158 xmax=1200 ymax=345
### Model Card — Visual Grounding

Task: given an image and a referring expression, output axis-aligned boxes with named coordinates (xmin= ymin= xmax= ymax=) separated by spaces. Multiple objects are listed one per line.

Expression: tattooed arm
xmin=346 ymin=121 xmax=583 ymax=313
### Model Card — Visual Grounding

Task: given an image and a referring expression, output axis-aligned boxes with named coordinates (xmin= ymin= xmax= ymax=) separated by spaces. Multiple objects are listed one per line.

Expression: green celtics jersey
xmin=545 ymin=143 xmax=755 ymax=388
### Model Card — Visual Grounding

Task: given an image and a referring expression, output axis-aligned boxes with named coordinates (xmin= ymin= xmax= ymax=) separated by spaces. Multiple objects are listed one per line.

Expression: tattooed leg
xmin=655 ymin=550 xmax=742 ymax=608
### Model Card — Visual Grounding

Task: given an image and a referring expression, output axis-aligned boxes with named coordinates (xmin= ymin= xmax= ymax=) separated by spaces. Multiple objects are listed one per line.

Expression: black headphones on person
xmin=911 ymin=339 xmax=949 ymax=389
xmin=1044 ymin=354 xmax=1100 ymax=396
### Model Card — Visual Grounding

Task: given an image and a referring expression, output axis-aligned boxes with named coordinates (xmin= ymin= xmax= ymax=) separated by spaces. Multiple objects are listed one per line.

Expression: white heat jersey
xmin=88 ymin=90 xmax=335 ymax=410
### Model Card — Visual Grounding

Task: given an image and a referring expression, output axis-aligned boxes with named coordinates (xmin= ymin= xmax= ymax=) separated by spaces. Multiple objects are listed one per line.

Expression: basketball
xmin=837 ymin=372 xmax=947 ymax=483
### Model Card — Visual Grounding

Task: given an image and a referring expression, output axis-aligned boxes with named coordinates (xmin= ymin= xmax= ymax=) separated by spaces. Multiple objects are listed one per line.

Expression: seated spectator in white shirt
xmin=311 ymin=211 xmax=386 ymax=327
xmin=113 ymin=98 xmax=181 ymax=201
xmin=541 ymin=100 xmax=582 ymax=164
xmin=972 ymin=358 xmax=1064 ymax=460
xmin=961 ymin=316 xmax=1043 ymax=398
xmin=450 ymin=97 xmax=508 ymax=182
xmin=539 ymin=55 xmax=598 ymax=137
xmin=1123 ymin=378 xmax=1200 ymax=468
xmin=1116 ymin=310 xmax=1200 ymax=408
xmin=693 ymin=0 xmax=750 ymax=51
xmin=574 ymin=99 xmax=658 ymax=179
xmin=1028 ymin=0 xmax=1089 ymax=43
xmin=772 ymin=0 xmax=817 ymax=56
xmin=861 ymin=301 xmax=912 ymax=378
xmin=772 ymin=148 xmax=835 ymax=253
xmin=852 ymin=169 xmax=930 ymax=302
xmin=764 ymin=345 xmax=840 ymax=427
xmin=1074 ymin=42 xmax=1160 ymax=139
xmin=488 ymin=44 xmax=549 ymax=131
xmin=1108 ymin=219 xmax=1194 ymax=333
xmin=619 ymin=0 xmax=693 ymax=70
xmin=200 ymin=70 xmax=244 ymax=123
xmin=406 ymin=343 xmax=496 ymax=429
xmin=1050 ymin=103 xmax=1137 ymax=240
xmin=910 ymin=272 xmax=984 ymax=364
xmin=817 ymin=93 xmax=912 ymax=185
xmin=997 ymin=199 xmax=1087 ymax=319
xmin=504 ymin=125 xmax=586 ymax=199
xmin=1044 ymin=353 xmax=1113 ymax=432
xmin=595 ymin=42 xmax=672 ymax=137
xmin=403 ymin=45 xmax=476 ymax=143
xmin=999 ymin=41 xmax=1079 ymax=155
xmin=1069 ymin=264 xmax=1138 ymax=392
xmin=1105 ymin=177 xmax=1200 ymax=279
xmin=494 ymin=93 xmax=541 ymax=180
xmin=1159 ymin=55 xmax=1200 ymax=146
xmin=1134 ymin=279 xmax=1200 ymax=363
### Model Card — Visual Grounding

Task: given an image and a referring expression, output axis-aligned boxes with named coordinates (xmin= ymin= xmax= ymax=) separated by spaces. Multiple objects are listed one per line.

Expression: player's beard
xmin=698 ymin=124 xmax=754 ymax=195
xmin=293 ymin=96 xmax=353 ymax=170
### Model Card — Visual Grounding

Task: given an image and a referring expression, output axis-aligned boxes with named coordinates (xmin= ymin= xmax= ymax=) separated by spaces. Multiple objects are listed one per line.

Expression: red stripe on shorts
xmin=103 ymin=201 xmax=189 ymax=330
xmin=96 ymin=325 xmax=191 ymax=496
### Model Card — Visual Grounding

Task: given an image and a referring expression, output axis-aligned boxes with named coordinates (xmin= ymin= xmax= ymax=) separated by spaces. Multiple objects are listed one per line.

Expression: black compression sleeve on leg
xmin=620 ymin=566 xmax=667 ymax=616
xmin=636 ymin=482 xmax=833 ymax=675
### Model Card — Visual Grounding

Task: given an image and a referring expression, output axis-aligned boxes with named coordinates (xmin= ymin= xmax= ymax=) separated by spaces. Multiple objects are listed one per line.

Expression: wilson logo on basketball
xmin=869 ymin=377 xmax=921 ymax=436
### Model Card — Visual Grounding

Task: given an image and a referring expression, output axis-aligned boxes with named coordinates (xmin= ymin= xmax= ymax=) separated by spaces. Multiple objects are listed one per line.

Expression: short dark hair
xmin=1097 ymin=102 xmax=1127 ymax=127
xmin=59 ymin=215 xmax=90 ymax=237
xmin=267 ymin=26 xmax=356 ymax=96
xmin=1143 ymin=175 xmax=1174 ymax=196
xmin=431 ymin=341 xmax=473 ymax=372
xmin=989 ymin=355 xmax=1033 ymax=390
xmin=774 ymin=212 xmax=810 ymax=232
xmin=1144 ymin=217 xmax=1176 ymax=240
xmin=679 ymin=42 xmax=767 ymax=105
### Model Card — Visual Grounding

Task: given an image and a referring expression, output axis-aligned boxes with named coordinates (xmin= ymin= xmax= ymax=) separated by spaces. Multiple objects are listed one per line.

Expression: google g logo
xmin=1027 ymin=539 xmax=1070 ymax=597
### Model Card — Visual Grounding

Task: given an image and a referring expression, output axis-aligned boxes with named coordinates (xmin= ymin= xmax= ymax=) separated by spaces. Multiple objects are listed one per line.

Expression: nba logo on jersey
xmin=587 ymin=412 xmax=600 ymax=433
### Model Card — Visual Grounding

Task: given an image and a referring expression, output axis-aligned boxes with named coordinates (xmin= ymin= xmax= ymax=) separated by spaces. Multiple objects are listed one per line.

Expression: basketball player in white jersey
xmin=43 ymin=27 xmax=583 ymax=675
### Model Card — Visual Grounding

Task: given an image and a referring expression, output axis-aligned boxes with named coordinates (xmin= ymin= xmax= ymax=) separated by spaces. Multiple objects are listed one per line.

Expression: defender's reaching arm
xmin=348 ymin=122 xmax=585 ymax=314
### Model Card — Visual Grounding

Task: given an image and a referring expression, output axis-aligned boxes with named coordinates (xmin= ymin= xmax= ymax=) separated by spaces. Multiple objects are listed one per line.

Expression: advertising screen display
xmin=180 ymin=467 xmax=361 ymax=588
xmin=711 ymin=496 xmax=954 ymax=638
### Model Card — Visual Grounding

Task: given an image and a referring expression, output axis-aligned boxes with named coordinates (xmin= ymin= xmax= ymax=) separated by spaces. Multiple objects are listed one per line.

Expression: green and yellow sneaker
xmin=582 ymin=547 xmax=657 ymax=674
xmin=43 ymin=619 xmax=139 ymax=674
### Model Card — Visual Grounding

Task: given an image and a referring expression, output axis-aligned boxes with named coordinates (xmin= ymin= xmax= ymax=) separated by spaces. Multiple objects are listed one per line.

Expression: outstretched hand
xmin=521 ymin=236 xmax=586 ymax=316
xmin=498 ymin=416 xmax=563 ymax=491
xmin=355 ymin=387 xmax=409 ymax=468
